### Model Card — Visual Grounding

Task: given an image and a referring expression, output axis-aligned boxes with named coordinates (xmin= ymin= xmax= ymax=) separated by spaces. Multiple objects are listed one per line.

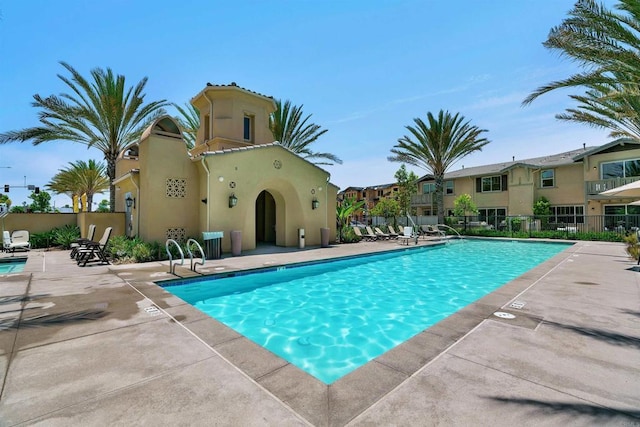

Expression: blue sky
xmin=0 ymin=0 xmax=615 ymax=208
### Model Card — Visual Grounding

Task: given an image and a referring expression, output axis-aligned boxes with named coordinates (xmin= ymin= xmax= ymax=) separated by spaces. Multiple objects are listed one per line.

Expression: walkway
xmin=0 ymin=239 xmax=638 ymax=426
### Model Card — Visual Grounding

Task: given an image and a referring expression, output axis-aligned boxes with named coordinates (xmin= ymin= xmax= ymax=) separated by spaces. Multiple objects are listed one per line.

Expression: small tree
xmin=336 ymin=196 xmax=365 ymax=242
xmin=96 ymin=199 xmax=110 ymax=212
xmin=395 ymin=165 xmax=418 ymax=217
xmin=453 ymin=193 xmax=478 ymax=217
xmin=29 ymin=191 xmax=52 ymax=212
xmin=533 ymin=196 xmax=552 ymax=228
xmin=370 ymin=198 xmax=400 ymax=226
xmin=0 ymin=193 xmax=11 ymax=209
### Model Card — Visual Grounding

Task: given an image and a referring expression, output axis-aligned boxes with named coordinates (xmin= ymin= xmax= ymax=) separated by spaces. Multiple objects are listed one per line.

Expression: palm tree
xmin=269 ymin=99 xmax=342 ymax=165
xmin=336 ymin=196 xmax=365 ymax=242
xmin=523 ymin=0 xmax=640 ymax=138
xmin=388 ymin=110 xmax=490 ymax=224
xmin=173 ymin=102 xmax=200 ymax=149
xmin=0 ymin=62 xmax=168 ymax=211
xmin=47 ymin=159 xmax=110 ymax=212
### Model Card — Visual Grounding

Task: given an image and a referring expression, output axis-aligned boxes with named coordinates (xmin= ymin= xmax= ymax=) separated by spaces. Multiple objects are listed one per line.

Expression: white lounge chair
xmin=398 ymin=226 xmax=417 ymax=245
xmin=3 ymin=230 xmax=31 ymax=252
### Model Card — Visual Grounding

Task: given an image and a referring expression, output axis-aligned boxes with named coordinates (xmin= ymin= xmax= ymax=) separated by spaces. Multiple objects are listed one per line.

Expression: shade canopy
xmin=599 ymin=180 xmax=640 ymax=197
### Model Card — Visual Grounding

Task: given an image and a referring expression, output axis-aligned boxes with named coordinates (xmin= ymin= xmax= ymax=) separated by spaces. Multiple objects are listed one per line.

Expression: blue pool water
xmin=163 ymin=240 xmax=570 ymax=383
xmin=0 ymin=258 xmax=26 ymax=274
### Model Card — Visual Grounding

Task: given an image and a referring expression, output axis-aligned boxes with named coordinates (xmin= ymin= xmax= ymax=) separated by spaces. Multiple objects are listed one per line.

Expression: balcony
xmin=410 ymin=193 xmax=433 ymax=206
xmin=586 ymin=177 xmax=640 ymax=197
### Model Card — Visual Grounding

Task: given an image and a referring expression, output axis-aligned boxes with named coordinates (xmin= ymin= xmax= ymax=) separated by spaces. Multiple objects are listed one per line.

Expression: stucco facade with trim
xmin=113 ymin=84 xmax=337 ymax=252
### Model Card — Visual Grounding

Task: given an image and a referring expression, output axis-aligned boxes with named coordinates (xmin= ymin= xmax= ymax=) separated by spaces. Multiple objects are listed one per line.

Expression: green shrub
xmin=53 ymin=225 xmax=81 ymax=249
xmin=341 ymin=227 xmax=362 ymax=243
xmin=131 ymin=242 xmax=155 ymax=263
xmin=624 ymin=233 xmax=640 ymax=261
xmin=30 ymin=229 xmax=57 ymax=249
xmin=107 ymin=235 xmax=134 ymax=259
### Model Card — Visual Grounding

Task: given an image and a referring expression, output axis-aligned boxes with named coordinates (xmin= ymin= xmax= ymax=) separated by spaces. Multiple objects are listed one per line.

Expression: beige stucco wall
xmin=535 ymin=163 xmax=585 ymax=206
xmin=191 ymin=85 xmax=276 ymax=155
xmin=77 ymin=212 xmax=126 ymax=240
xmin=2 ymin=213 xmax=76 ymax=234
xmin=199 ymin=145 xmax=336 ymax=251
xmin=136 ymin=133 xmax=200 ymax=244
xmin=2 ymin=213 xmax=124 ymax=239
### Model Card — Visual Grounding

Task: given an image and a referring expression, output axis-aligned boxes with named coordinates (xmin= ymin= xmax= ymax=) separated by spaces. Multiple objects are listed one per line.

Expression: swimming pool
xmin=0 ymin=257 xmax=27 ymax=274
xmin=163 ymin=240 xmax=570 ymax=383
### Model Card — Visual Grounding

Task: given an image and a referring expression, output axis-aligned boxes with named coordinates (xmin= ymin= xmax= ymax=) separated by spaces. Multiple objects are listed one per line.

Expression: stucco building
xmin=410 ymin=140 xmax=640 ymax=228
xmin=113 ymin=83 xmax=337 ymax=253
xmin=344 ymin=139 xmax=640 ymax=231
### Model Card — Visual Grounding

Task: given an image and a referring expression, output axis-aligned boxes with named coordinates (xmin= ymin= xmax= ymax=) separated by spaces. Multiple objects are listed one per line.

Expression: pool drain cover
xmin=509 ymin=301 xmax=526 ymax=309
xmin=493 ymin=311 xmax=516 ymax=319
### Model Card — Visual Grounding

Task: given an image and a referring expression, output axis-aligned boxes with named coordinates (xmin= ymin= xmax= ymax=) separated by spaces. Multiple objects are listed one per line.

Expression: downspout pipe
xmin=326 ymin=174 xmax=330 ymax=229
xmin=128 ymin=174 xmax=140 ymax=237
xmin=201 ymin=156 xmax=211 ymax=230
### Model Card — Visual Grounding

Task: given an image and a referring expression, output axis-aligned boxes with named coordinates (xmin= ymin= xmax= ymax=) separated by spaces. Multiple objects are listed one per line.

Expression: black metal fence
xmin=449 ymin=215 xmax=640 ymax=241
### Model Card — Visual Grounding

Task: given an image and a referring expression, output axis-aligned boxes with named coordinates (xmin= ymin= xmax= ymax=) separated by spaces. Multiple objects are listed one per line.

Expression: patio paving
xmin=0 ymin=239 xmax=638 ymax=426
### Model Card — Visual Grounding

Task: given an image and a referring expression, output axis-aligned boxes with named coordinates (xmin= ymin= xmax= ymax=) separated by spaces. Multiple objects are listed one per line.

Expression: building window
xmin=243 ymin=115 xmax=253 ymax=141
xmin=549 ymin=205 xmax=584 ymax=224
xmin=445 ymin=180 xmax=454 ymax=195
xmin=477 ymin=208 xmax=507 ymax=228
xmin=482 ymin=176 xmax=502 ymax=192
xmin=476 ymin=175 xmax=507 ymax=193
xmin=422 ymin=182 xmax=435 ymax=194
xmin=601 ymin=158 xmax=640 ymax=179
xmin=541 ymin=169 xmax=555 ymax=188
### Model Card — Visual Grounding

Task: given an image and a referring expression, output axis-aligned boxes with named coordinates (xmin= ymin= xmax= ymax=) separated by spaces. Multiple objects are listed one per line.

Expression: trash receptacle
xmin=230 ymin=230 xmax=242 ymax=256
xmin=298 ymin=228 xmax=305 ymax=249
xmin=202 ymin=231 xmax=223 ymax=259
xmin=320 ymin=227 xmax=330 ymax=248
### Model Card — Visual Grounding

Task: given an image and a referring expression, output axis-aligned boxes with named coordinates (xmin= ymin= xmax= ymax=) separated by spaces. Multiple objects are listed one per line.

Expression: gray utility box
xmin=298 ymin=228 xmax=305 ymax=249
xmin=202 ymin=231 xmax=223 ymax=259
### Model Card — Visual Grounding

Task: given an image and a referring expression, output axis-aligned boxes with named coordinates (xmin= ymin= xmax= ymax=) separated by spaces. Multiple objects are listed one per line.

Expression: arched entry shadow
xmin=255 ymin=190 xmax=276 ymax=244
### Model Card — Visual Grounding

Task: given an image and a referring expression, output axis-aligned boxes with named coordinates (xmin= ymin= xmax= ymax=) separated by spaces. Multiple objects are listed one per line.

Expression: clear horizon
xmin=0 ymin=0 xmax=615 ymax=208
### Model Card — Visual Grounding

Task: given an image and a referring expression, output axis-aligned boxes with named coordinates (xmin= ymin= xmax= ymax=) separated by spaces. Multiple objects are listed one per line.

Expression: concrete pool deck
xmin=0 ymin=239 xmax=639 ymax=426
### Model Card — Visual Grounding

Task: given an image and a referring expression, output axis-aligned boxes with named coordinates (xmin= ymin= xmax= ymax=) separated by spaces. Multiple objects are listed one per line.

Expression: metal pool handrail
xmin=186 ymin=238 xmax=206 ymax=272
xmin=166 ymin=239 xmax=184 ymax=275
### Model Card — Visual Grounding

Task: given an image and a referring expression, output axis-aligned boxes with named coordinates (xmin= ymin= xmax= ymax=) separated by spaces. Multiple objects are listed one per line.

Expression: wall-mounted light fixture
xmin=229 ymin=193 xmax=238 ymax=208
xmin=125 ymin=195 xmax=136 ymax=209
xmin=312 ymin=198 xmax=319 ymax=210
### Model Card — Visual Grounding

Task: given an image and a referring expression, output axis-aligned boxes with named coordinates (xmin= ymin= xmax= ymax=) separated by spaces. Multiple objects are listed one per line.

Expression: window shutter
xmin=502 ymin=175 xmax=508 ymax=191
xmin=476 ymin=177 xmax=482 ymax=193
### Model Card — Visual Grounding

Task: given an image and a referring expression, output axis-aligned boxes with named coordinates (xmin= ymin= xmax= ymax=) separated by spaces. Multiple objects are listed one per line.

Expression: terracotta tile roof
xmin=204 ymin=82 xmax=274 ymax=100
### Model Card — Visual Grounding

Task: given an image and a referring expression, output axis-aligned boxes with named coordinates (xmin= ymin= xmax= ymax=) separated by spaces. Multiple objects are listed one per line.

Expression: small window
xmin=481 ymin=176 xmax=501 ymax=192
xmin=541 ymin=169 xmax=555 ymax=188
xmin=243 ymin=115 xmax=253 ymax=141
xmin=423 ymin=182 xmax=435 ymax=194
xmin=445 ymin=180 xmax=454 ymax=195
xmin=477 ymin=175 xmax=507 ymax=192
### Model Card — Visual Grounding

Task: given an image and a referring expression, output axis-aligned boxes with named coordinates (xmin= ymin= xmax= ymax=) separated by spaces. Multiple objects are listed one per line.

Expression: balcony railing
xmin=410 ymin=193 xmax=433 ymax=206
xmin=586 ymin=177 xmax=640 ymax=196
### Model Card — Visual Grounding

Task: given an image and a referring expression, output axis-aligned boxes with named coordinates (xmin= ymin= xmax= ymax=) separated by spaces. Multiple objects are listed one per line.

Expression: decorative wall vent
xmin=166 ymin=178 xmax=187 ymax=198
xmin=166 ymin=228 xmax=186 ymax=243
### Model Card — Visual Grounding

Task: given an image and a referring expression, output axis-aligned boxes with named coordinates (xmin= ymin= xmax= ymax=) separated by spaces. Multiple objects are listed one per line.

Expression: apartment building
xmin=412 ymin=139 xmax=640 ymax=229
xmin=338 ymin=183 xmax=400 ymax=224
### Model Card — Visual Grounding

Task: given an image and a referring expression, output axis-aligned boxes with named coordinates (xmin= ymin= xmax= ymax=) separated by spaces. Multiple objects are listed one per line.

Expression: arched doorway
xmin=255 ymin=190 xmax=276 ymax=244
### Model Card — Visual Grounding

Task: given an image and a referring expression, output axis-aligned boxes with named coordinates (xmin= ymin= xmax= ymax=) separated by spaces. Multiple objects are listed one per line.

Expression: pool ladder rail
xmin=166 ymin=238 xmax=206 ymax=275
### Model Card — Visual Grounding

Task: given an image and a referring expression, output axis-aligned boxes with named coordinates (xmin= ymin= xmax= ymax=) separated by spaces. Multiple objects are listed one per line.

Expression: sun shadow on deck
xmin=484 ymin=396 xmax=640 ymax=423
